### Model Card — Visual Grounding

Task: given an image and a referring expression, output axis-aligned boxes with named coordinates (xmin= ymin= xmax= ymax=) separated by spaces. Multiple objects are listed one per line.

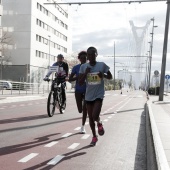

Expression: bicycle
xmin=46 ymin=77 xmax=66 ymax=117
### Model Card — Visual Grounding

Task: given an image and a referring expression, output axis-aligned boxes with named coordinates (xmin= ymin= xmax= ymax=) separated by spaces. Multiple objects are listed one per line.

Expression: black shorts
xmin=85 ymin=98 xmax=103 ymax=105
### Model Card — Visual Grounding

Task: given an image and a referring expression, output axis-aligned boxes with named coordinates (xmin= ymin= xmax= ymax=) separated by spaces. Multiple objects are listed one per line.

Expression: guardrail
xmin=0 ymin=81 xmax=50 ymax=95
xmin=0 ymin=80 xmax=73 ymax=95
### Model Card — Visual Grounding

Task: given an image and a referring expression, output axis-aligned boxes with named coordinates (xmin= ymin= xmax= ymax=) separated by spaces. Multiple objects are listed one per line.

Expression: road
xmin=0 ymin=90 xmax=147 ymax=170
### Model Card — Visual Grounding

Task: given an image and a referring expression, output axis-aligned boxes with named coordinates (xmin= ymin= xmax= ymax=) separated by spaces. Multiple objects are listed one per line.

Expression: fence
xmin=0 ymin=80 xmax=73 ymax=95
xmin=0 ymin=80 xmax=50 ymax=95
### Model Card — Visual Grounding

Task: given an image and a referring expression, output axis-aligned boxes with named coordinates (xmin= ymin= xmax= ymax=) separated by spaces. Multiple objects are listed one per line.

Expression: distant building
xmin=1 ymin=0 xmax=72 ymax=83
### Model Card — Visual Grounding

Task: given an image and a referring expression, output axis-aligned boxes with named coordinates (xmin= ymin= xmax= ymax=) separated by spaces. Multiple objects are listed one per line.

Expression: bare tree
xmin=0 ymin=30 xmax=13 ymax=65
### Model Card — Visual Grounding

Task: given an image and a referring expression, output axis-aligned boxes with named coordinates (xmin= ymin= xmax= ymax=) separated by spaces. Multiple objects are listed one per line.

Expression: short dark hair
xmin=87 ymin=46 xmax=98 ymax=55
xmin=57 ymin=54 xmax=64 ymax=58
xmin=78 ymin=51 xmax=87 ymax=59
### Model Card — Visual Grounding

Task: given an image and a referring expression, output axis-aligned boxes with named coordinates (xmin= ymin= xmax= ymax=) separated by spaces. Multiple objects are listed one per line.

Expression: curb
xmin=147 ymin=101 xmax=170 ymax=170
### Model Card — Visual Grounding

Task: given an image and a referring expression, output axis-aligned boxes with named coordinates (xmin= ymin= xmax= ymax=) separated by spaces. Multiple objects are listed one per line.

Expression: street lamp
xmin=0 ymin=56 xmax=4 ymax=80
xmin=159 ymin=0 xmax=170 ymax=101
xmin=48 ymin=35 xmax=51 ymax=68
xmin=148 ymin=17 xmax=158 ymax=90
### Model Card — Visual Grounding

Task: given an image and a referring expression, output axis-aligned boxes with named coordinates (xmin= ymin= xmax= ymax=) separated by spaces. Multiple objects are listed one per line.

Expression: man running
xmin=79 ymin=47 xmax=112 ymax=146
xmin=69 ymin=51 xmax=88 ymax=134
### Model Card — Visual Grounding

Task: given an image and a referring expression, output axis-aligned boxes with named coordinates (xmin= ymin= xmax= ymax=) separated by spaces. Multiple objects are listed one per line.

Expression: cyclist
xmin=44 ymin=54 xmax=69 ymax=106
xmin=69 ymin=51 xmax=88 ymax=134
xmin=79 ymin=46 xmax=112 ymax=146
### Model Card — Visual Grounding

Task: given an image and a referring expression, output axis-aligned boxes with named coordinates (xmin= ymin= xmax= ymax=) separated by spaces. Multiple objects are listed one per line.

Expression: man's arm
xmin=103 ymin=70 xmax=112 ymax=80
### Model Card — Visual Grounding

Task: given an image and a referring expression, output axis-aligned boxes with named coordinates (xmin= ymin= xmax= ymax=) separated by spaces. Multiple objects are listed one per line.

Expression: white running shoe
xmin=80 ymin=126 xmax=86 ymax=134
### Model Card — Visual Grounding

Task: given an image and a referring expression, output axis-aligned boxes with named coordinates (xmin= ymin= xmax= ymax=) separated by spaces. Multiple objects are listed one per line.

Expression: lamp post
xmin=148 ymin=18 xmax=158 ymax=90
xmin=0 ymin=56 xmax=4 ymax=80
xmin=159 ymin=0 xmax=170 ymax=101
xmin=48 ymin=35 xmax=51 ymax=68
xmin=114 ymin=42 xmax=115 ymax=90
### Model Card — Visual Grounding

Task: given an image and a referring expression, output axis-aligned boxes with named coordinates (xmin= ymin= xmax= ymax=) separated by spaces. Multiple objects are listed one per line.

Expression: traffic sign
xmin=165 ymin=75 xmax=170 ymax=79
xmin=154 ymin=70 xmax=159 ymax=76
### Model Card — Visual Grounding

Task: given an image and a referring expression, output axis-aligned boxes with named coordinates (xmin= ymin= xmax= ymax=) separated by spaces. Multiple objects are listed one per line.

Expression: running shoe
xmin=80 ymin=126 xmax=86 ymax=134
xmin=90 ymin=136 xmax=98 ymax=146
xmin=97 ymin=122 xmax=105 ymax=136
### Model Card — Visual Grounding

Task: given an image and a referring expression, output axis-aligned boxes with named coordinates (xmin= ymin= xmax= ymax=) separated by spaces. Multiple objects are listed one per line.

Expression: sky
xmin=64 ymin=0 xmax=170 ymax=86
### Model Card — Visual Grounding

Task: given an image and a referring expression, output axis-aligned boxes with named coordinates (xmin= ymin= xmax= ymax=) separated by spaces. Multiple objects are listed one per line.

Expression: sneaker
xmin=90 ymin=136 xmax=98 ymax=146
xmin=80 ymin=126 xmax=86 ymax=134
xmin=97 ymin=122 xmax=105 ymax=136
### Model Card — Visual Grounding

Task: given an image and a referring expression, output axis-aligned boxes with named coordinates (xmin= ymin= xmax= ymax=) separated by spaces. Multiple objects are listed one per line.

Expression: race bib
xmin=87 ymin=72 xmax=101 ymax=85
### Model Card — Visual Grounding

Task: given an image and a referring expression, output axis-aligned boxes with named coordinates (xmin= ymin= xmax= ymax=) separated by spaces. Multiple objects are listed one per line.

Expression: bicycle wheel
xmin=47 ymin=91 xmax=56 ymax=117
xmin=57 ymin=92 xmax=64 ymax=114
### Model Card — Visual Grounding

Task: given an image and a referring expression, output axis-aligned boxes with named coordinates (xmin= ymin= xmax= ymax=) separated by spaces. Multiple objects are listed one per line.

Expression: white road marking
xmin=0 ymin=108 xmax=4 ymax=110
xmin=81 ymin=134 xmax=90 ymax=139
xmin=113 ymin=112 xmax=117 ymax=114
xmin=85 ymin=122 xmax=89 ymax=125
xmin=116 ymin=110 xmax=119 ymax=112
xmin=68 ymin=143 xmax=80 ymax=149
xmin=44 ymin=141 xmax=58 ymax=147
xmin=104 ymin=119 xmax=108 ymax=122
xmin=47 ymin=155 xmax=65 ymax=165
xmin=108 ymin=116 xmax=112 ymax=119
xmin=113 ymin=94 xmax=118 ymax=96
xmin=137 ymin=95 xmax=143 ymax=98
xmin=112 ymin=114 xmax=115 ymax=116
xmin=62 ymin=133 xmax=72 ymax=138
xmin=20 ymin=104 xmax=25 ymax=107
xmin=74 ymin=127 xmax=81 ymax=130
xmin=18 ymin=153 xmax=38 ymax=163
xmin=27 ymin=103 xmax=33 ymax=105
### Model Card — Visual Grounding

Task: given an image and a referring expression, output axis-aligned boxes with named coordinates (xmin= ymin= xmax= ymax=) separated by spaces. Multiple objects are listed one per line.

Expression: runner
xmin=79 ymin=46 xmax=112 ymax=146
xmin=69 ymin=51 xmax=88 ymax=134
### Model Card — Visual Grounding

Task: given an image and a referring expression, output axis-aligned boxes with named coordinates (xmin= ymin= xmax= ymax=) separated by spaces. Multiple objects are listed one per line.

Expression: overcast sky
xmin=65 ymin=0 xmax=170 ymax=82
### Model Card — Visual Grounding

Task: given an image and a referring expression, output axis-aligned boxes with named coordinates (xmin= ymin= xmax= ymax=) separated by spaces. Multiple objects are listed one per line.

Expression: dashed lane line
xmin=18 ymin=153 xmax=39 ymax=163
xmin=74 ymin=127 xmax=81 ymax=131
xmin=81 ymin=134 xmax=90 ymax=139
xmin=85 ymin=122 xmax=89 ymax=125
xmin=47 ymin=155 xmax=65 ymax=165
xmin=108 ymin=116 xmax=112 ymax=119
xmin=104 ymin=119 xmax=108 ymax=122
xmin=62 ymin=133 xmax=72 ymax=138
xmin=44 ymin=141 xmax=58 ymax=147
xmin=68 ymin=143 xmax=80 ymax=149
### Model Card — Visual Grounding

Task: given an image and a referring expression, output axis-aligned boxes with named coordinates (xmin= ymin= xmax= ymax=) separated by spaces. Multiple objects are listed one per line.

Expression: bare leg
xmin=92 ymin=100 xmax=102 ymax=123
xmin=75 ymin=92 xmax=83 ymax=113
xmin=86 ymin=103 xmax=97 ymax=137
xmin=82 ymin=100 xmax=87 ymax=126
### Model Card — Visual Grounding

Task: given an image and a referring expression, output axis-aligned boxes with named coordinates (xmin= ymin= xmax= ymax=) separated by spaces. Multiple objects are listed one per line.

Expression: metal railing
xmin=0 ymin=80 xmax=49 ymax=95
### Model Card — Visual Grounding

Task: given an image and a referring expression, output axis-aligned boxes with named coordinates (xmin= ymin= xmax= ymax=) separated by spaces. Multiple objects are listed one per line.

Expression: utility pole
xmin=48 ymin=35 xmax=51 ymax=68
xmin=114 ymin=42 xmax=115 ymax=90
xmin=159 ymin=0 xmax=170 ymax=101
xmin=148 ymin=18 xmax=158 ymax=90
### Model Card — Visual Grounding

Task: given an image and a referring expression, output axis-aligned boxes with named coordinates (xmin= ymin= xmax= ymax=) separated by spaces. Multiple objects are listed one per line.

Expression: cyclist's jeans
xmin=61 ymin=86 xmax=66 ymax=104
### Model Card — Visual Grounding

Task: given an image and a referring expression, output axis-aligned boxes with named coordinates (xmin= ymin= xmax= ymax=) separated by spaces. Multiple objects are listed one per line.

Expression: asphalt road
xmin=0 ymin=90 xmax=147 ymax=170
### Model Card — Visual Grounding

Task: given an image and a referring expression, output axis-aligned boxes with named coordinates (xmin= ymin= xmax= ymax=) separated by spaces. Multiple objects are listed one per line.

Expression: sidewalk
xmin=146 ymin=93 xmax=170 ymax=170
xmin=0 ymin=89 xmax=75 ymax=104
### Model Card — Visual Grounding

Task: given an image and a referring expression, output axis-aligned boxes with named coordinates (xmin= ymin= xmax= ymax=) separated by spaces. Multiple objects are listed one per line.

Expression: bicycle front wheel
xmin=47 ymin=91 xmax=56 ymax=117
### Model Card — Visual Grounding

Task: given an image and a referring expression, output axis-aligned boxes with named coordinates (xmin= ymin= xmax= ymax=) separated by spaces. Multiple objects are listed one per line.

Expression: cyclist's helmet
xmin=57 ymin=54 xmax=64 ymax=58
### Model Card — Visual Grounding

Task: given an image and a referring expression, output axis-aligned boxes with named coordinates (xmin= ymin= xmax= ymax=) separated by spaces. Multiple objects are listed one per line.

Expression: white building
xmin=2 ymin=0 xmax=72 ymax=82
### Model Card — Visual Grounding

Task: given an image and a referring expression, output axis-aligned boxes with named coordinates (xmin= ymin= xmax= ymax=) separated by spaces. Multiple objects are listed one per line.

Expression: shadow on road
xmin=134 ymin=110 xmax=147 ymax=170
xmin=0 ymin=117 xmax=82 ymax=133
xmin=23 ymin=145 xmax=91 ymax=170
xmin=0 ymin=132 xmax=81 ymax=156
